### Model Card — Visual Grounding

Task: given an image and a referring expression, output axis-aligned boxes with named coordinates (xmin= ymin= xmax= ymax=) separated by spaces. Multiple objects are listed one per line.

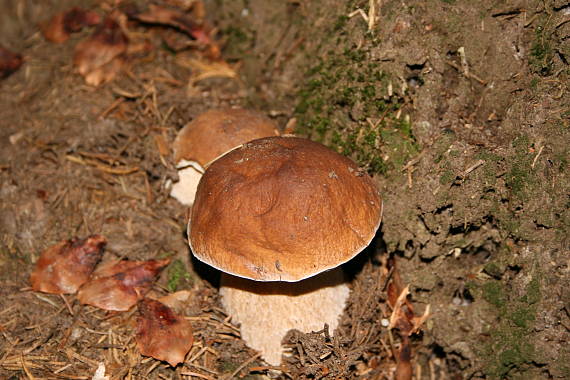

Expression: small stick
xmin=368 ymin=0 xmax=377 ymax=31
xmin=179 ymin=370 xmax=216 ymax=380
xmin=21 ymin=354 xmax=36 ymax=380
xmin=463 ymin=159 xmax=485 ymax=176
xmin=227 ymin=353 xmax=261 ymax=379
xmin=407 ymin=166 xmax=414 ymax=189
xmin=531 ymin=145 xmax=544 ymax=169
xmin=446 ymin=60 xmax=487 ymax=85
xmin=249 ymin=365 xmax=287 ymax=372
xmin=98 ymin=97 xmax=125 ymax=120
xmin=59 ymin=294 xmax=74 ymax=316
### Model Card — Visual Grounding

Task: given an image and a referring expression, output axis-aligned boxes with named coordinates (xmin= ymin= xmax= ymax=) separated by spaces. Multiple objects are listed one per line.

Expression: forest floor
xmin=0 ymin=0 xmax=568 ymax=379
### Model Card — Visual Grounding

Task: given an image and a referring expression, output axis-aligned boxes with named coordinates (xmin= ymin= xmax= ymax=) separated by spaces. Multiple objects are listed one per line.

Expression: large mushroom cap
xmin=172 ymin=108 xmax=279 ymax=167
xmin=189 ymin=136 xmax=383 ymax=281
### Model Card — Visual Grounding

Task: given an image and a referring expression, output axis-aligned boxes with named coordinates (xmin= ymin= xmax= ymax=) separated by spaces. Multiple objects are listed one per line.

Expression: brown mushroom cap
xmin=189 ymin=136 xmax=383 ymax=281
xmin=172 ymin=108 xmax=279 ymax=166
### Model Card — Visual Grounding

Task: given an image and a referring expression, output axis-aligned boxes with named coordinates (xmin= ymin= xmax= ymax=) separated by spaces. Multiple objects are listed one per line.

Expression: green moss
xmin=505 ymin=161 xmax=531 ymax=197
xmin=480 ymin=271 xmax=542 ymax=378
xmin=510 ymin=306 xmax=535 ymax=328
xmin=482 ymin=281 xmax=505 ymax=308
xmin=501 ymin=135 xmax=538 ymax=201
xmin=483 ymin=262 xmax=504 ymax=279
xmin=333 ymin=15 xmax=349 ymax=31
xmin=476 ymin=149 xmax=503 ymax=185
xmin=166 ymin=259 xmax=192 ymax=292
xmin=529 ymin=77 xmax=539 ymax=91
xmin=522 ymin=276 xmax=541 ymax=305
xmin=293 ymin=9 xmax=418 ymax=174
xmin=439 ymin=170 xmax=455 ymax=185
xmin=529 ymin=23 xmax=553 ymax=76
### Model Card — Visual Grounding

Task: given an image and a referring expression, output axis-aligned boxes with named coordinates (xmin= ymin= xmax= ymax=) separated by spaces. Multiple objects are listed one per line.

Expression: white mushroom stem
xmin=170 ymin=160 xmax=204 ymax=206
xmin=220 ymin=268 xmax=350 ymax=366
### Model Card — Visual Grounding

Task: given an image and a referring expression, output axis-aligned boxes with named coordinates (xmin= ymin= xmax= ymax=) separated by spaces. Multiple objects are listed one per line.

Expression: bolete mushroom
xmin=188 ymin=136 xmax=382 ymax=365
xmin=170 ymin=108 xmax=279 ymax=205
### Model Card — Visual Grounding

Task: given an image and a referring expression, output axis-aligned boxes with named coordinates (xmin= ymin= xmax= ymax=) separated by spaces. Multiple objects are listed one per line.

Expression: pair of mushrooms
xmin=171 ymin=109 xmax=382 ymax=365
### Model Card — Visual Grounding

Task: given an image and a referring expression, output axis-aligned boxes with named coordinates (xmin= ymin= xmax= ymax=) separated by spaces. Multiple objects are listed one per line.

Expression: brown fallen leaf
xmin=73 ymin=14 xmax=128 ymax=86
xmin=158 ymin=290 xmax=193 ymax=313
xmin=177 ymin=57 xmax=238 ymax=84
xmin=129 ymin=3 xmax=220 ymax=59
xmin=0 ymin=45 xmax=23 ymax=80
xmin=386 ymin=258 xmax=430 ymax=380
xmin=30 ymin=235 xmax=106 ymax=294
xmin=42 ymin=7 xmax=101 ymax=43
xmin=77 ymin=259 xmax=170 ymax=311
xmin=136 ymin=297 xmax=194 ymax=366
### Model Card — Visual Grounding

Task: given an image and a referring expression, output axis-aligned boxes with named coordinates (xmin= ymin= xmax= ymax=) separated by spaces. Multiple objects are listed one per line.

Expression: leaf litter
xmin=29 ymin=234 xmax=106 ymax=294
xmin=41 ymin=7 xmax=101 ymax=44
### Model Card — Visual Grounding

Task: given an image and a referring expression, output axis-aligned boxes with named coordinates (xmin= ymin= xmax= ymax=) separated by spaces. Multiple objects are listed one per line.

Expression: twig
xmin=463 ymin=159 xmax=485 ymax=176
xmin=179 ymin=370 xmax=216 ymax=380
xmin=226 ymin=353 xmax=261 ymax=379
xmin=59 ymin=294 xmax=74 ymax=316
xmin=65 ymin=154 xmax=139 ymax=175
xmin=531 ymin=145 xmax=544 ymax=169
xmin=98 ymin=97 xmax=125 ymax=120
xmin=368 ymin=0 xmax=377 ymax=31
xmin=446 ymin=60 xmax=487 ymax=85
xmin=21 ymin=354 xmax=36 ymax=380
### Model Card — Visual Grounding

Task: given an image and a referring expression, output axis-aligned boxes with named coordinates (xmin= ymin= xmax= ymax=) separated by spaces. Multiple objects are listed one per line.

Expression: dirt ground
xmin=1 ymin=0 xmax=569 ymax=379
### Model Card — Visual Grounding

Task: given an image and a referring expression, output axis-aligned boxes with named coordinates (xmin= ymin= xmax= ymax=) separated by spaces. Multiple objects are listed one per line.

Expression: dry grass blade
xmin=65 ymin=154 xmax=139 ymax=175
xmin=177 ymin=57 xmax=238 ymax=84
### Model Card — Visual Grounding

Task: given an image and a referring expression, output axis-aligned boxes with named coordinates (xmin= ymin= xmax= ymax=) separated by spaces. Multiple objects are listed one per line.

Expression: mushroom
xmin=188 ymin=136 xmax=382 ymax=365
xmin=170 ymin=108 xmax=279 ymax=205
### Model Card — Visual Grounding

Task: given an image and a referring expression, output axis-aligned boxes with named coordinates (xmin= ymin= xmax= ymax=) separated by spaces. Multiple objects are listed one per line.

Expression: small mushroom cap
xmin=172 ymin=108 xmax=279 ymax=166
xmin=189 ymin=136 xmax=382 ymax=282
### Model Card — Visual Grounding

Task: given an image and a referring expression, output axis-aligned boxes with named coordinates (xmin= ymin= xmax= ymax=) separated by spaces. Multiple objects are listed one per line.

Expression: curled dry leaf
xmin=136 ymin=298 xmax=194 ymax=366
xmin=0 ymin=45 xmax=23 ymax=80
xmin=73 ymin=14 xmax=128 ymax=86
xmin=77 ymin=259 xmax=170 ymax=311
xmin=180 ymin=57 xmax=237 ymax=84
xmin=129 ymin=3 xmax=220 ymax=59
xmin=42 ymin=7 xmax=101 ymax=43
xmin=386 ymin=258 xmax=430 ymax=380
xmin=30 ymin=235 xmax=106 ymax=294
xmin=158 ymin=290 xmax=193 ymax=313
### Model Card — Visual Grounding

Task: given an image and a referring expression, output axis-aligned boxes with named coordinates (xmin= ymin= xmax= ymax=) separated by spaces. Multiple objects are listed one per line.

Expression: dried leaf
xmin=30 ymin=235 xmax=106 ymax=294
xmin=77 ymin=259 xmax=170 ymax=311
xmin=43 ymin=7 xmax=101 ymax=43
xmin=385 ymin=257 xmax=430 ymax=380
xmin=0 ymin=45 xmax=23 ymax=80
xmin=180 ymin=58 xmax=238 ymax=84
xmin=158 ymin=290 xmax=193 ymax=312
xmin=394 ymin=336 xmax=412 ymax=380
xmin=136 ymin=298 xmax=194 ymax=366
xmin=129 ymin=4 xmax=220 ymax=59
xmin=83 ymin=55 xmax=126 ymax=87
xmin=73 ymin=14 xmax=128 ymax=86
xmin=388 ymin=286 xmax=413 ymax=332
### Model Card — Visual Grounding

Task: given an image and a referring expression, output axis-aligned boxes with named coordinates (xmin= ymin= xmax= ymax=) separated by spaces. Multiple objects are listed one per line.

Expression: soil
xmin=1 ymin=0 xmax=568 ymax=379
